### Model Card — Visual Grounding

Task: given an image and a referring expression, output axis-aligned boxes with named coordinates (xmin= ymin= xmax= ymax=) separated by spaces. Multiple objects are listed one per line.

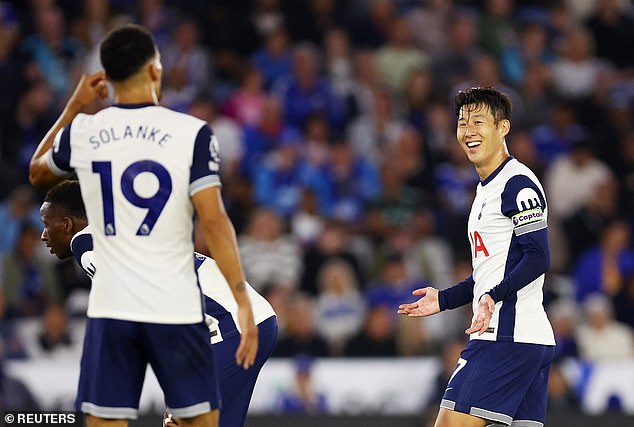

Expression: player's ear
xmin=497 ymin=119 xmax=510 ymax=138
xmin=63 ymin=216 xmax=74 ymax=234
xmin=149 ymin=52 xmax=162 ymax=82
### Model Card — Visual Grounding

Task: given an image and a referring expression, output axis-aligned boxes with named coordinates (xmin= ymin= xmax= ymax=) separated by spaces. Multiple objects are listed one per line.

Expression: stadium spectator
xmin=429 ymin=9 xmax=479 ymax=102
xmin=1 ymin=222 xmax=61 ymax=318
xmin=573 ymin=218 xmax=634 ymax=302
xmin=272 ymin=43 xmax=346 ymax=131
xmin=314 ymin=259 xmax=366 ymax=356
xmin=550 ymin=26 xmax=609 ymax=101
xmin=576 ymin=293 xmax=634 ymax=361
xmin=346 ymin=85 xmax=407 ymax=167
xmin=0 ymin=185 xmax=43 ymax=254
xmin=20 ymin=6 xmax=84 ymax=105
xmin=252 ymin=127 xmax=325 ymax=217
xmin=238 ymin=208 xmax=302 ymax=291
xmin=249 ymin=27 xmax=292 ymax=91
xmin=584 ymin=0 xmax=634 ymax=69
xmin=318 ymin=139 xmax=381 ymax=224
xmin=221 ymin=66 xmax=266 ymax=128
xmin=300 ymin=220 xmax=365 ymax=296
xmin=160 ymin=19 xmax=211 ymax=112
xmin=273 ymin=293 xmax=329 ymax=357
xmin=373 ymin=16 xmax=429 ymax=98
xmin=343 ymin=302 xmax=397 ymax=357
xmin=240 ymin=95 xmax=285 ymax=179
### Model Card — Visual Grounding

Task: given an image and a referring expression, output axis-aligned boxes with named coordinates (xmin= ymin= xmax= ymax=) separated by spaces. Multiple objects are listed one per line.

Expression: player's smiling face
xmin=40 ymin=202 xmax=73 ymax=259
xmin=457 ymin=103 xmax=510 ymax=178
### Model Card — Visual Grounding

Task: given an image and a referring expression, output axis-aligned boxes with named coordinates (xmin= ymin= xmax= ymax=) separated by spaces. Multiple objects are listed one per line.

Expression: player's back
xmin=195 ymin=253 xmax=275 ymax=341
xmin=61 ymin=104 xmax=217 ymax=323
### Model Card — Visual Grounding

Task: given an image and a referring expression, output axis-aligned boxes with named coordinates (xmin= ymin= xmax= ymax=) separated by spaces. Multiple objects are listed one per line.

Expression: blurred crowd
xmin=1 ymin=0 xmax=634 ymax=414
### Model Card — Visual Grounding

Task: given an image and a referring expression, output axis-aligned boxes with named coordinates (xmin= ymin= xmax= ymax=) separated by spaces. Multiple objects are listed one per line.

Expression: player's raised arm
xmin=192 ymin=186 xmax=258 ymax=369
xmin=29 ymin=71 xmax=108 ymax=190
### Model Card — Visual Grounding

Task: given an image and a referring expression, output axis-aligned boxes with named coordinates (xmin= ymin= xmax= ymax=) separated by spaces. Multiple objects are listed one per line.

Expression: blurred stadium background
xmin=1 ymin=0 xmax=634 ymax=425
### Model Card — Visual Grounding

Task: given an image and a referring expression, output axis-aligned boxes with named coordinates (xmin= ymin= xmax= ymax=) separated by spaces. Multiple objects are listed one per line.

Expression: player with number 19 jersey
xmin=48 ymin=103 xmax=217 ymax=324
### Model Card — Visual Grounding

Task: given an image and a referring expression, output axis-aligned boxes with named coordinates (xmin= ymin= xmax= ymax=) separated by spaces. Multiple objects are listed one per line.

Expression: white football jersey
xmin=468 ymin=158 xmax=555 ymax=345
xmin=194 ymin=253 xmax=276 ymax=344
xmin=69 ymin=228 xmax=275 ymax=342
xmin=50 ymin=104 xmax=221 ymax=323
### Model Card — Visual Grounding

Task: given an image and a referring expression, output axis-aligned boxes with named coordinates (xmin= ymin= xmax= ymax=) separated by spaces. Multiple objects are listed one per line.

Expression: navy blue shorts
xmin=214 ymin=316 xmax=278 ymax=427
xmin=440 ymin=340 xmax=554 ymax=426
xmin=76 ymin=318 xmax=220 ymax=419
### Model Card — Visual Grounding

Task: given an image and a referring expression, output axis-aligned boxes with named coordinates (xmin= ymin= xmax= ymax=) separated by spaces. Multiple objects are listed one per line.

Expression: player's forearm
xmin=486 ymin=230 xmax=550 ymax=302
xmin=438 ymin=275 xmax=475 ymax=311
xmin=28 ymin=105 xmax=78 ymax=188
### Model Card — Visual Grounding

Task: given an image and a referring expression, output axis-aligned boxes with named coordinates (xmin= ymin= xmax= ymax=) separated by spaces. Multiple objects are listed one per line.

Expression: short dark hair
xmin=454 ymin=87 xmax=512 ymax=124
xmin=100 ymin=24 xmax=157 ymax=82
xmin=44 ymin=180 xmax=86 ymax=219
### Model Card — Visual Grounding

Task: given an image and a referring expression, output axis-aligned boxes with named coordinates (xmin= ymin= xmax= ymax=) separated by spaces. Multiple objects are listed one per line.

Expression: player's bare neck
xmin=112 ymin=81 xmax=159 ymax=106
xmin=475 ymin=151 xmax=510 ymax=181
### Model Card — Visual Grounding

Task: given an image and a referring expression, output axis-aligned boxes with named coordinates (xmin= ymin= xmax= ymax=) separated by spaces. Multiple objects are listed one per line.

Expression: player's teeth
xmin=467 ymin=142 xmax=481 ymax=148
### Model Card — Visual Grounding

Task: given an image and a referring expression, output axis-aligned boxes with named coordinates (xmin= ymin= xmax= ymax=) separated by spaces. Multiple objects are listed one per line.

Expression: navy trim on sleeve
xmin=487 ymin=228 xmax=550 ymax=303
xmin=71 ymin=233 xmax=93 ymax=260
xmin=52 ymin=122 xmax=73 ymax=172
xmin=439 ymin=275 xmax=475 ymax=311
xmin=501 ymin=174 xmax=546 ymax=217
xmin=190 ymin=125 xmax=220 ymax=186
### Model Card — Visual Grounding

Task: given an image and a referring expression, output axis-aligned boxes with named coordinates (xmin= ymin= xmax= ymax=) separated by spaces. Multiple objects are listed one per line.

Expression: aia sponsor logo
xmin=469 ymin=231 xmax=489 ymax=258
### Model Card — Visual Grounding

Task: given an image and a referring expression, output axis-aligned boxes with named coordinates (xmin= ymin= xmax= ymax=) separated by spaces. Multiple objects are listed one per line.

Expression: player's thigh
xmin=441 ymin=341 xmax=549 ymax=426
xmin=76 ymin=318 xmax=146 ymax=416
xmin=216 ymin=317 xmax=278 ymax=420
xmin=143 ymin=322 xmax=221 ymax=416
xmin=435 ymin=407 xmax=488 ymax=427
xmin=511 ymin=346 xmax=554 ymax=426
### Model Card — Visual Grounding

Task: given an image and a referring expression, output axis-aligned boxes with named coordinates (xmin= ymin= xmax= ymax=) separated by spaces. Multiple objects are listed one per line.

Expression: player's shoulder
xmin=155 ymin=106 xmax=209 ymax=130
xmin=70 ymin=225 xmax=94 ymax=255
xmin=499 ymin=158 xmax=541 ymax=187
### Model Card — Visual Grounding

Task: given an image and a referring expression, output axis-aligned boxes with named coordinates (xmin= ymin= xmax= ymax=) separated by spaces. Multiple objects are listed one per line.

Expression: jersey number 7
xmin=92 ymin=160 xmax=172 ymax=236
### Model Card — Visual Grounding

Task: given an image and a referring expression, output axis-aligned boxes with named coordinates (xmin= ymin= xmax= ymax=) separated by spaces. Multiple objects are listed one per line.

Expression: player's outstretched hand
xmin=236 ymin=304 xmax=258 ymax=369
xmin=66 ymin=71 xmax=108 ymax=113
xmin=397 ymin=287 xmax=440 ymax=317
xmin=465 ymin=293 xmax=495 ymax=335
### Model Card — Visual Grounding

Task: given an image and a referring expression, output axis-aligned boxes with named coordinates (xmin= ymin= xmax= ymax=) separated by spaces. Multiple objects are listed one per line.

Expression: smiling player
xmin=399 ymin=87 xmax=554 ymax=427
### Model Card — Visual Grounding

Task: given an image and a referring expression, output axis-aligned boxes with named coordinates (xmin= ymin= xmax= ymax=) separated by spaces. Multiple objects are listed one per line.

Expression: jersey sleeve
xmin=439 ymin=275 xmax=475 ymax=311
xmin=501 ymin=175 xmax=547 ymax=236
xmin=189 ymin=124 xmax=222 ymax=196
xmin=47 ymin=123 xmax=74 ymax=177
xmin=71 ymin=232 xmax=96 ymax=279
xmin=486 ymin=175 xmax=550 ymax=303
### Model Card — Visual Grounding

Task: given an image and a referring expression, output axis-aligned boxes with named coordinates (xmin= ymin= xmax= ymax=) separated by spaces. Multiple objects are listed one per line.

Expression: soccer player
xmin=398 ymin=87 xmax=555 ymax=427
xmin=28 ymin=25 xmax=257 ymax=427
xmin=39 ymin=180 xmax=278 ymax=427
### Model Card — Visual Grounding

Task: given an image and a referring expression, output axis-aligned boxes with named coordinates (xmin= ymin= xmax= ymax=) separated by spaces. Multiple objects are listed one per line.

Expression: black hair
xmin=454 ymin=87 xmax=512 ymax=124
xmin=44 ymin=180 xmax=86 ymax=219
xmin=100 ymin=24 xmax=157 ymax=82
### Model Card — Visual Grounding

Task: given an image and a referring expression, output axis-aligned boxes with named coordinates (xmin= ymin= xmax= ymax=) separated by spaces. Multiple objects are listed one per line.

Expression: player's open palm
xmin=236 ymin=305 xmax=258 ymax=369
xmin=397 ymin=287 xmax=440 ymax=317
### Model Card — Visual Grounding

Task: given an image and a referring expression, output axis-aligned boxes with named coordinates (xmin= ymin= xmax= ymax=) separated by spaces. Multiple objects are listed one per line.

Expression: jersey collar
xmin=481 ymin=156 xmax=514 ymax=186
xmin=112 ymin=103 xmax=157 ymax=109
